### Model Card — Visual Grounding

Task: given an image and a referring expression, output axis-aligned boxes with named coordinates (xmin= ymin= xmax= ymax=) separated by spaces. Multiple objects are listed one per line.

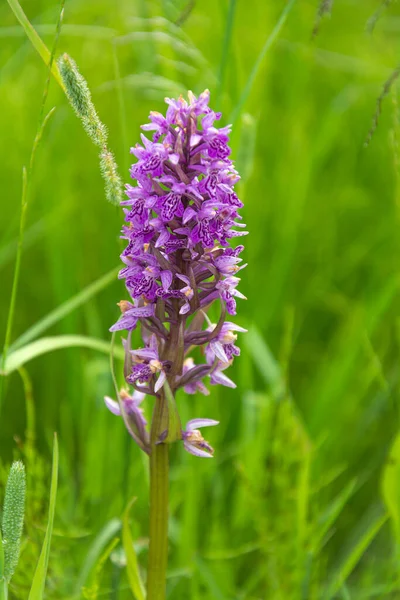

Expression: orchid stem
xmin=147 ymin=395 xmax=169 ymax=600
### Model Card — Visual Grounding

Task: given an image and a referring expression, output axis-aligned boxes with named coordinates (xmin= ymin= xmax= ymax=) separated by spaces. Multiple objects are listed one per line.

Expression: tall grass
xmin=1 ymin=0 xmax=400 ymax=598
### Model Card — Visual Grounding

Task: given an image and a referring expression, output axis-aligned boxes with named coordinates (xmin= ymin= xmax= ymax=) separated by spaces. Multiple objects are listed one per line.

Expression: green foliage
xmin=160 ymin=380 xmax=182 ymax=444
xmin=2 ymin=0 xmax=400 ymax=598
xmin=75 ymin=519 xmax=121 ymax=594
xmin=122 ymin=499 xmax=146 ymax=600
xmin=382 ymin=433 xmax=400 ymax=542
xmin=28 ymin=434 xmax=58 ymax=600
xmin=1 ymin=335 xmax=124 ymax=375
xmin=2 ymin=462 xmax=26 ymax=584
xmin=81 ymin=537 xmax=119 ymax=600
xmin=5 ymin=0 xmax=64 ymax=89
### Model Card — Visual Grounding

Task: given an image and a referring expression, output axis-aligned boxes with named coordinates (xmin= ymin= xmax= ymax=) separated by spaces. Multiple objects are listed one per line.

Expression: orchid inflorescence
xmin=106 ymin=90 xmax=247 ymax=458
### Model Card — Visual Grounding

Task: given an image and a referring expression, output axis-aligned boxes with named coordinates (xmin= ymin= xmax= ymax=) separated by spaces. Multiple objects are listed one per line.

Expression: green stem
xmin=0 ymin=579 xmax=8 ymax=600
xmin=147 ymin=395 xmax=169 ymax=600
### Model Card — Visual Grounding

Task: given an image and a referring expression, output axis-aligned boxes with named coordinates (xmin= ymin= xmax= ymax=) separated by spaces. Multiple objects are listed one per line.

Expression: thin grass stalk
xmin=0 ymin=525 xmax=6 ymax=600
xmin=147 ymin=394 xmax=169 ymax=600
xmin=111 ymin=41 xmax=129 ymax=176
xmin=229 ymin=0 xmax=296 ymax=124
xmin=216 ymin=0 xmax=237 ymax=109
xmin=18 ymin=366 xmax=36 ymax=469
xmin=0 ymin=1 xmax=64 ymax=409
xmin=0 ymin=167 xmax=27 ymax=408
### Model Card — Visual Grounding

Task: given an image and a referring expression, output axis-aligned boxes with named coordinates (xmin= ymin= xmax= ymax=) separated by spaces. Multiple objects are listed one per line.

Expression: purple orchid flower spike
xmin=108 ymin=89 xmax=247 ymax=455
xmin=107 ymin=88 xmax=248 ymax=600
xmin=182 ymin=419 xmax=219 ymax=458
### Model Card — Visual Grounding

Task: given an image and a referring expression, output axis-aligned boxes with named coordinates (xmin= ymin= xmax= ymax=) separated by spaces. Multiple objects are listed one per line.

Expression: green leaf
xmin=1 ymin=335 xmax=124 ymax=375
xmin=160 ymin=379 xmax=182 ymax=443
xmin=9 ymin=267 xmax=119 ymax=353
xmin=0 ymin=524 xmax=4 ymax=584
xmin=324 ymin=512 xmax=388 ymax=599
xmin=82 ymin=537 xmax=120 ymax=600
xmin=195 ymin=557 xmax=229 ymax=600
xmin=6 ymin=0 xmax=64 ymax=90
xmin=311 ymin=479 xmax=358 ymax=555
xmin=382 ymin=432 xmax=400 ymax=542
xmin=28 ymin=433 xmax=59 ymax=600
xmin=75 ymin=519 xmax=121 ymax=595
xmin=122 ymin=499 xmax=146 ymax=600
xmin=229 ymin=0 xmax=297 ymax=123
xmin=236 ymin=113 xmax=257 ymax=184
xmin=245 ymin=326 xmax=284 ymax=397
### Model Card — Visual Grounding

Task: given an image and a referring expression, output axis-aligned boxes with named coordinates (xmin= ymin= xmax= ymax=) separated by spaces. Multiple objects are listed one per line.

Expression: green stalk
xmin=0 ymin=524 xmax=7 ymax=600
xmin=0 ymin=0 xmax=64 ymax=409
xmin=147 ymin=394 xmax=169 ymax=600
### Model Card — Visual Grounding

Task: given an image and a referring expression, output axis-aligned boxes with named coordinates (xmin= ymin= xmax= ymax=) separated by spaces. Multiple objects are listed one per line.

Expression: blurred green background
xmin=1 ymin=0 xmax=400 ymax=598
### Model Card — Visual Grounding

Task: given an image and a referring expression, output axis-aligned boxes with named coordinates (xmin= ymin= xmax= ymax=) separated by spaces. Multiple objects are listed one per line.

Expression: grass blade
xmin=1 ymin=0 xmax=63 ymax=410
xmin=6 ymin=0 xmax=64 ymax=90
xmin=381 ymin=432 xmax=400 ymax=542
xmin=9 ymin=266 xmax=119 ymax=353
xmin=122 ymin=498 xmax=146 ymax=600
xmin=1 ymin=335 xmax=125 ymax=375
xmin=312 ymin=479 xmax=358 ymax=555
xmin=216 ymin=0 xmax=237 ymax=108
xmin=324 ymin=513 xmax=388 ymax=599
xmin=245 ymin=326 xmax=284 ymax=396
xmin=82 ymin=537 xmax=119 ymax=599
xmin=229 ymin=0 xmax=296 ymax=123
xmin=28 ymin=433 xmax=59 ymax=600
xmin=75 ymin=519 xmax=121 ymax=595
xmin=0 ymin=167 xmax=27 ymax=401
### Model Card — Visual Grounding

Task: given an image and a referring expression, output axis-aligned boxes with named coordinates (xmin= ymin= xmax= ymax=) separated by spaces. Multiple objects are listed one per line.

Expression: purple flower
xmin=128 ymin=334 xmax=168 ymax=393
xmin=105 ymin=389 xmax=149 ymax=452
xmin=205 ymin=321 xmax=247 ymax=364
xmin=108 ymin=90 xmax=247 ymax=457
xmin=182 ymin=418 xmax=219 ymax=458
xmin=181 ymin=358 xmax=210 ymax=395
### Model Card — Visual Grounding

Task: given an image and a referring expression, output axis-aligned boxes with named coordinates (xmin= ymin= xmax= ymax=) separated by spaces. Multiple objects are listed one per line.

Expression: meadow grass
xmin=1 ymin=0 xmax=400 ymax=598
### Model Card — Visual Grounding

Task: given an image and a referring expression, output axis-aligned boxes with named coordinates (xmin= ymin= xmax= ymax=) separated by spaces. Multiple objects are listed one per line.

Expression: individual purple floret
xmin=108 ymin=90 xmax=247 ymax=457
xmin=182 ymin=419 xmax=219 ymax=458
xmin=105 ymin=389 xmax=149 ymax=453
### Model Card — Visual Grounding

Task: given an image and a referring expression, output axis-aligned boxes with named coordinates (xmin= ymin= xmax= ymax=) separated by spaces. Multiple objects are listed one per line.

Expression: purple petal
xmin=126 ymin=305 xmax=156 ymax=317
xmin=179 ymin=301 xmax=191 ymax=315
xmin=224 ymin=322 xmax=248 ymax=333
xmin=131 ymin=348 xmax=157 ymax=360
xmin=132 ymin=391 xmax=146 ymax=405
xmin=154 ymin=370 xmax=166 ymax=393
xmin=186 ymin=418 xmax=219 ymax=431
xmin=155 ymin=228 xmax=170 ymax=247
xmin=210 ymin=341 xmax=229 ymax=363
xmin=183 ymin=207 xmax=197 ymax=224
xmin=211 ymin=370 xmax=236 ymax=388
xmin=176 ymin=274 xmax=190 ymax=286
xmin=184 ymin=440 xmax=213 ymax=458
xmin=161 ymin=270 xmax=173 ymax=291
xmin=104 ymin=396 xmax=121 ymax=416
xmin=109 ymin=314 xmax=138 ymax=332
